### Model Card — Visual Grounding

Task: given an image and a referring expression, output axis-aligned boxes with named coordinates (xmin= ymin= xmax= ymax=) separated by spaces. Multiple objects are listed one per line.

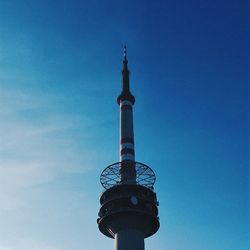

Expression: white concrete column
xmin=119 ymin=100 xmax=135 ymax=162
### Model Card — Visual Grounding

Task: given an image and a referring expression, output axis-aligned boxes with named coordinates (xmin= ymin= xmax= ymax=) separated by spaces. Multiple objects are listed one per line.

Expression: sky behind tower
xmin=0 ymin=0 xmax=248 ymax=250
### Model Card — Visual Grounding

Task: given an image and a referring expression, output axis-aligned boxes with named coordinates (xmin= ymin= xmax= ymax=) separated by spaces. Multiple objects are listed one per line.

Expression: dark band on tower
xmin=117 ymin=46 xmax=136 ymax=163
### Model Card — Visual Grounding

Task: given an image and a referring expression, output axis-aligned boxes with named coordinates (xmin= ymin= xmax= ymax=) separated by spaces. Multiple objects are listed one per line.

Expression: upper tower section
xmin=117 ymin=46 xmax=135 ymax=105
xmin=100 ymin=47 xmax=157 ymax=190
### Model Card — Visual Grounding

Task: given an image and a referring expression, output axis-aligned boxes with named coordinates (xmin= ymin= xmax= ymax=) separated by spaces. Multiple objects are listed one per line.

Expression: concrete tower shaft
xmin=117 ymin=46 xmax=136 ymax=183
xmin=119 ymin=99 xmax=135 ymax=162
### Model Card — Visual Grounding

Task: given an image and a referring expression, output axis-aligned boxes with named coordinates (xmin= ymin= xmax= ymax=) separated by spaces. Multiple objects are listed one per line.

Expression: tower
xmin=97 ymin=47 xmax=160 ymax=250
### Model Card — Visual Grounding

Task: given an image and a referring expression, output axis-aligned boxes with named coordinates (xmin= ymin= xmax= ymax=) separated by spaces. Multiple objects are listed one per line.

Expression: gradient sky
xmin=0 ymin=0 xmax=248 ymax=250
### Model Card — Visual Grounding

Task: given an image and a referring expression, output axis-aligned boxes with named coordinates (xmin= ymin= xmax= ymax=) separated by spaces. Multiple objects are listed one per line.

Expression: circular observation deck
xmin=100 ymin=162 xmax=156 ymax=190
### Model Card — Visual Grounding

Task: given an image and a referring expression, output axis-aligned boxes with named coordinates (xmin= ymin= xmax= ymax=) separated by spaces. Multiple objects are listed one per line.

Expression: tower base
xmin=115 ymin=229 xmax=144 ymax=250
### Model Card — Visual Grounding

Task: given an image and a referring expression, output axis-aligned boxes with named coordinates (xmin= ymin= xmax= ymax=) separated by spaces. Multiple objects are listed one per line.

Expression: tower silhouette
xmin=97 ymin=47 xmax=160 ymax=250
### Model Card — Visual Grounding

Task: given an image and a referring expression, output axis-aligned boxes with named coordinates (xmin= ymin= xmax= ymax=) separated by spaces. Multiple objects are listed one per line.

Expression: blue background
xmin=0 ymin=1 xmax=247 ymax=249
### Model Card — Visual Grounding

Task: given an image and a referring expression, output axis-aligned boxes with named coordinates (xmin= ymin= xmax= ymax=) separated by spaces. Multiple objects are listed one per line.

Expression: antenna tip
xmin=123 ymin=45 xmax=127 ymax=59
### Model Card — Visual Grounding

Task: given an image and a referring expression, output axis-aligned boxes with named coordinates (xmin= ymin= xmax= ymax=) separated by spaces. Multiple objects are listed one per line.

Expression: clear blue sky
xmin=0 ymin=0 xmax=248 ymax=250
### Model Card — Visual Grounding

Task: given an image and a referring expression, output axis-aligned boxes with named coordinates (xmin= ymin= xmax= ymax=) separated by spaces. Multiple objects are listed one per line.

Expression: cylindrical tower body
xmin=119 ymin=99 xmax=135 ymax=163
xmin=117 ymin=48 xmax=136 ymax=184
xmin=115 ymin=230 xmax=144 ymax=250
xmin=98 ymin=47 xmax=160 ymax=250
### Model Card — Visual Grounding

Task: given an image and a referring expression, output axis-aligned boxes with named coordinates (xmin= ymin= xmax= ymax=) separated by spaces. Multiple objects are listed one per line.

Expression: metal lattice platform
xmin=100 ymin=162 xmax=156 ymax=190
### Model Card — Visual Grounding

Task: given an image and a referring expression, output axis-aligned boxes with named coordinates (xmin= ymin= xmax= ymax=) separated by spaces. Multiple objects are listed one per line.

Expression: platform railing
xmin=100 ymin=162 xmax=156 ymax=190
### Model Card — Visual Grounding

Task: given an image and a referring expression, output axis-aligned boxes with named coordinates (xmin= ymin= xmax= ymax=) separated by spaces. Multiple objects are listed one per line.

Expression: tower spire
xmin=117 ymin=46 xmax=135 ymax=105
xmin=123 ymin=45 xmax=128 ymax=69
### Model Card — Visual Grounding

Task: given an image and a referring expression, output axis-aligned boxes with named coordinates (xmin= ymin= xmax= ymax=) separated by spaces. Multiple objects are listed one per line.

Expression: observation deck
xmin=98 ymin=161 xmax=160 ymax=239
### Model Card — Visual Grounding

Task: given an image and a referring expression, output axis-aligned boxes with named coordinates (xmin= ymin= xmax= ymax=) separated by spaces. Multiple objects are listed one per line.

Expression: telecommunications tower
xmin=97 ymin=47 xmax=160 ymax=250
